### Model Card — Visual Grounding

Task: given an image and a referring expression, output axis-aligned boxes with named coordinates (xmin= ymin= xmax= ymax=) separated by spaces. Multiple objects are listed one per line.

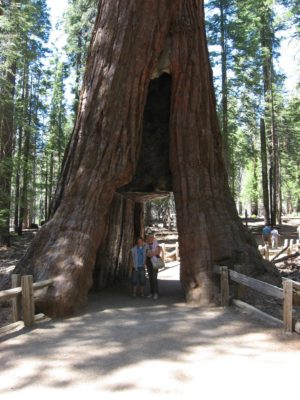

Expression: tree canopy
xmin=0 ymin=0 xmax=299 ymax=245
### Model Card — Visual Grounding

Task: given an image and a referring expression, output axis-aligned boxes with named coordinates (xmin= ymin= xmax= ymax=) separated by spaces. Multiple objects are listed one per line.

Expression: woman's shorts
xmin=131 ymin=267 xmax=146 ymax=286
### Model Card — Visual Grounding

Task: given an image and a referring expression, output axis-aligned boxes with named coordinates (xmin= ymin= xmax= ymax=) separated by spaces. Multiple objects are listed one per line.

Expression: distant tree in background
xmin=205 ymin=0 xmax=298 ymax=224
xmin=0 ymin=0 xmax=299 ymax=249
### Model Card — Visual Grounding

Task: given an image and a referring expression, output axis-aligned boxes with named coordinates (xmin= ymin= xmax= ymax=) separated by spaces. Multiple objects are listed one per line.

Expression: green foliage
xmin=0 ymin=0 xmax=299 ymax=234
xmin=278 ymin=93 xmax=300 ymax=209
xmin=205 ymin=0 xmax=299 ymax=220
xmin=63 ymin=0 xmax=98 ymax=114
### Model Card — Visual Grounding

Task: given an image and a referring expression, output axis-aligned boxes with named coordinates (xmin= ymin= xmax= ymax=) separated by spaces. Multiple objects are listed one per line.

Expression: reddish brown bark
xmin=93 ymin=194 xmax=143 ymax=291
xmin=14 ymin=0 xmax=279 ymax=316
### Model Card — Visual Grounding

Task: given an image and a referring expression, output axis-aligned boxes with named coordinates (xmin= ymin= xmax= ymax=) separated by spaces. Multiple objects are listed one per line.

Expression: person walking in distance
xmin=145 ymin=234 xmax=161 ymax=300
xmin=297 ymin=225 xmax=300 ymax=241
xmin=130 ymin=238 xmax=147 ymax=297
xmin=262 ymin=225 xmax=271 ymax=245
xmin=270 ymin=227 xmax=280 ymax=249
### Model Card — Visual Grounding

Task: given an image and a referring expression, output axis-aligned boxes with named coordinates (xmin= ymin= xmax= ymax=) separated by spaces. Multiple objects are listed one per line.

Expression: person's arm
xmin=151 ymin=245 xmax=161 ymax=256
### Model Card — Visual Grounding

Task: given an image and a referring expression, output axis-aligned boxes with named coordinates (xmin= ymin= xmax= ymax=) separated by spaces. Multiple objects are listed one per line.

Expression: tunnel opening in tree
xmin=94 ymin=73 xmax=174 ymax=291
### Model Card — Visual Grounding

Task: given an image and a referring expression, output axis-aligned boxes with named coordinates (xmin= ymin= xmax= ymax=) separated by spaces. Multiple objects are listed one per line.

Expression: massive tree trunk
xmin=14 ymin=0 xmax=279 ymax=316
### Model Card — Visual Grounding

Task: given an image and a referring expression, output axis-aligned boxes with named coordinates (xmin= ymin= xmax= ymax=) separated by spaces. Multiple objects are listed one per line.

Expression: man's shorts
xmin=131 ymin=267 xmax=146 ymax=286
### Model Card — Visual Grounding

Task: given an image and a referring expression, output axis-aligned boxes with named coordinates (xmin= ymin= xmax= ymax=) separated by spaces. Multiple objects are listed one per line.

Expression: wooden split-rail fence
xmin=1 ymin=248 xmax=299 ymax=336
xmin=259 ymin=238 xmax=300 ymax=261
xmin=0 ymin=274 xmax=53 ymax=331
xmin=0 ymin=241 xmax=180 ymax=334
xmin=214 ymin=265 xmax=300 ymax=334
xmin=160 ymin=241 xmax=180 ymax=262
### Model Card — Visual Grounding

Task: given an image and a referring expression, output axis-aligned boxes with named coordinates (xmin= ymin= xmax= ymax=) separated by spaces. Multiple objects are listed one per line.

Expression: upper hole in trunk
xmin=119 ymin=73 xmax=172 ymax=194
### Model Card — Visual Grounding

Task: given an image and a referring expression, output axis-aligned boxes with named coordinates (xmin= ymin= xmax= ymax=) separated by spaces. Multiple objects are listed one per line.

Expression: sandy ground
xmin=0 ymin=263 xmax=299 ymax=400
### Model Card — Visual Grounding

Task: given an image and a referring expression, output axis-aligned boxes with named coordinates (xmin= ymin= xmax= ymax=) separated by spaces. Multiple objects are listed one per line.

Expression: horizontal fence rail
xmin=228 ymin=269 xmax=284 ymax=300
xmin=0 ymin=274 xmax=54 ymax=332
xmin=0 ymin=287 xmax=22 ymax=301
xmin=214 ymin=265 xmax=300 ymax=334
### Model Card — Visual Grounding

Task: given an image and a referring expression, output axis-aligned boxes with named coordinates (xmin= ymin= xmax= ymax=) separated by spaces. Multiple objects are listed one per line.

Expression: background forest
xmin=0 ymin=0 xmax=299 ymax=246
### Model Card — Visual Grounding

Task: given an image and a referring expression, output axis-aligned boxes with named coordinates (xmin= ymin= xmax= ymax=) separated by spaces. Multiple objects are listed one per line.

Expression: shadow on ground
xmin=0 ymin=265 xmax=299 ymax=398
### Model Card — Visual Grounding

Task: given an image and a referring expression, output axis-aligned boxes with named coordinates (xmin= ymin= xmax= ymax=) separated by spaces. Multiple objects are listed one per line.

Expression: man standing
xmin=130 ymin=238 xmax=147 ymax=297
xmin=270 ymin=227 xmax=279 ymax=249
xmin=262 ymin=225 xmax=271 ymax=245
xmin=145 ymin=234 xmax=161 ymax=300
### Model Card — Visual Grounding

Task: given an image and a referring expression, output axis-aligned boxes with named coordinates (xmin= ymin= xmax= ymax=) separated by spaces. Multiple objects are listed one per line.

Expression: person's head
xmin=146 ymin=234 xmax=155 ymax=244
xmin=137 ymin=237 xmax=144 ymax=247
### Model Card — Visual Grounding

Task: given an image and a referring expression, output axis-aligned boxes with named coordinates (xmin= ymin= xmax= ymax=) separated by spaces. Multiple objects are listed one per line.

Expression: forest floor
xmin=1 ymin=218 xmax=300 ymax=327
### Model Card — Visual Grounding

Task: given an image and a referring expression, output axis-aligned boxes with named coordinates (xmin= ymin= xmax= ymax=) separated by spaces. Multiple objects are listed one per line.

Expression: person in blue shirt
xmin=262 ymin=225 xmax=271 ymax=245
xmin=130 ymin=238 xmax=147 ymax=297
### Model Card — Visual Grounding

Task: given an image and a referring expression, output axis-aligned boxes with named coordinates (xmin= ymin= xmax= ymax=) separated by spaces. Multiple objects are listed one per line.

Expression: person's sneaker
xmin=132 ymin=293 xmax=137 ymax=297
xmin=153 ymin=293 xmax=159 ymax=300
xmin=140 ymin=293 xmax=145 ymax=297
xmin=147 ymin=294 xmax=153 ymax=298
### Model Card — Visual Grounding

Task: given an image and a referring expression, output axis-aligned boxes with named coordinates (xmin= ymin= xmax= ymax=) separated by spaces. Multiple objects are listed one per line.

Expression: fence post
xmin=220 ymin=266 xmax=229 ymax=307
xmin=21 ymin=275 xmax=35 ymax=327
xmin=11 ymin=274 xmax=21 ymax=322
xmin=283 ymin=279 xmax=293 ymax=333
xmin=289 ymin=239 xmax=294 ymax=254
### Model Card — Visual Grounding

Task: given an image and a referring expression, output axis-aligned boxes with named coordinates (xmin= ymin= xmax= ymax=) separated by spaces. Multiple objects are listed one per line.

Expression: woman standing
xmin=145 ymin=234 xmax=162 ymax=300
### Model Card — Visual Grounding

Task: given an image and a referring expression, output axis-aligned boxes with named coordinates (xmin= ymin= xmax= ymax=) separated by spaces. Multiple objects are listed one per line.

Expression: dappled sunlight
xmin=1 ymin=299 xmax=300 ymax=398
xmin=1 ymin=264 xmax=299 ymax=398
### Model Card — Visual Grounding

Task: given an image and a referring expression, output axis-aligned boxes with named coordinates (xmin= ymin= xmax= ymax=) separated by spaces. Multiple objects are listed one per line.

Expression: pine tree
xmin=64 ymin=0 xmax=98 ymax=115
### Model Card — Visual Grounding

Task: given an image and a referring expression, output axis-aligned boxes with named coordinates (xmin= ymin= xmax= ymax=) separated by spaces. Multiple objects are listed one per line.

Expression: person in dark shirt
xmin=145 ymin=234 xmax=162 ymax=300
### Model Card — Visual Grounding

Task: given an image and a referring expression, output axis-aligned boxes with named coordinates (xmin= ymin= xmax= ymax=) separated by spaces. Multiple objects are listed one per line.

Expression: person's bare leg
xmin=140 ymin=285 xmax=144 ymax=297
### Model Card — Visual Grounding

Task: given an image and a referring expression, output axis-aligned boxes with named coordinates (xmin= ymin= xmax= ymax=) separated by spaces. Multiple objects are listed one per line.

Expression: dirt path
xmin=0 ymin=264 xmax=299 ymax=400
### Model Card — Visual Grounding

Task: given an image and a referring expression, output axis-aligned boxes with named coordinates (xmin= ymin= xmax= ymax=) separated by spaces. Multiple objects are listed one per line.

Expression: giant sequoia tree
xmin=16 ymin=0 xmax=279 ymax=317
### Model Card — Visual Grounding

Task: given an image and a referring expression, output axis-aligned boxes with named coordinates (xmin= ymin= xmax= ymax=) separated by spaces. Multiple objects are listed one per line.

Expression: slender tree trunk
xmin=14 ymin=0 xmax=280 ymax=316
xmin=14 ymin=138 xmax=21 ymax=233
xmin=260 ymin=118 xmax=270 ymax=224
xmin=260 ymin=7 xmax=278 ymax=225
xmin=250 ymin=154 xmax=258 ymax=216
xmin=144 ymin=201 xmax=153 ymax=227
xmin=73 ymin=32 xmax=83 ymax=116
xmin=19 ymin=73 xmax=31 ymax=233
xmin=44 ymin=161 xmax=49 ymax=221
xmin=48 ymin=151 xmax=54 ymax=213
xmin=270 ymin=86 xmax=280 ymax=224
xmin=0 ymin=63 xmax=16 ymax=246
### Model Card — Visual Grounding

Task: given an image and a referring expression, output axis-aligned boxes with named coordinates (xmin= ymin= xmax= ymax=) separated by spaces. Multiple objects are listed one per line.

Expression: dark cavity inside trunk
xmin=93 ymin=73 xmax=173 ymax=291
xmin=119 ymin=73 xmax=172 ymax=194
